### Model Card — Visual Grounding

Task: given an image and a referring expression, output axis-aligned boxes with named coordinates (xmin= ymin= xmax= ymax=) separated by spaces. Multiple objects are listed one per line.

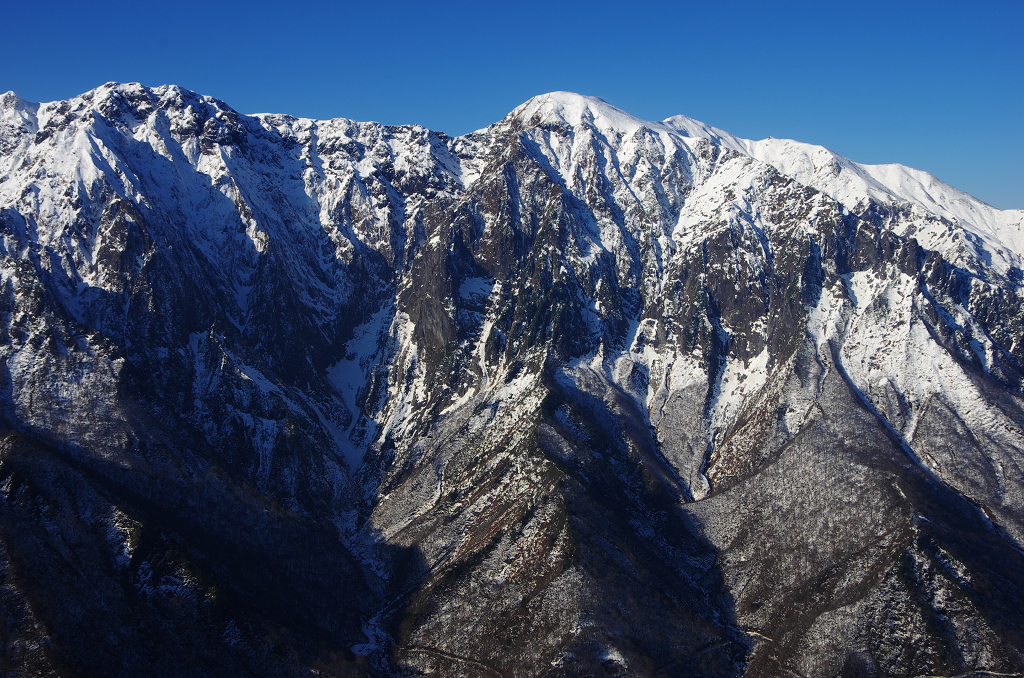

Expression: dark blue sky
xmin=4 ymin=0 xmax=1022 ymax=208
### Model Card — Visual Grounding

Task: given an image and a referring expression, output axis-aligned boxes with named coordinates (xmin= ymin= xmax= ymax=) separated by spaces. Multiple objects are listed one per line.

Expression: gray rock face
xmin=0 ymin=85 xmax=1022 ymax=676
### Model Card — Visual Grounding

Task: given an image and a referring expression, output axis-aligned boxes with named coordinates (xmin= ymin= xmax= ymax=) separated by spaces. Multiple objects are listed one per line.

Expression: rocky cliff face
xmin=1 ymin=84 xmax=1023 ymax=677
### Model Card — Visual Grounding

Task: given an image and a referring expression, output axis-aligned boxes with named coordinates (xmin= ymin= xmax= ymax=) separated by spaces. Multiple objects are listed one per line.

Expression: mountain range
xmin=1 ymin=83 xmax=1023 ymax=677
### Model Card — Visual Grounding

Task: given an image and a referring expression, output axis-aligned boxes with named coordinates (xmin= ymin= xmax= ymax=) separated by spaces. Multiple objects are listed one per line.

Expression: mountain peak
xmin=511 ymin=91 xmax=650 ymax=134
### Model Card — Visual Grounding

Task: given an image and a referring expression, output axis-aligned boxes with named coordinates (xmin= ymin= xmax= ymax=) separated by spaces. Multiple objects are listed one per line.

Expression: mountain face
xmin=0 ymin=84 xmax=1023 ymax=677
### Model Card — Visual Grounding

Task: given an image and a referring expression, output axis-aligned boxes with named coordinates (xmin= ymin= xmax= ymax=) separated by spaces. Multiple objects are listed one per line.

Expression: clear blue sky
xmin=4 ymin=0 xmax=1022 ymax=209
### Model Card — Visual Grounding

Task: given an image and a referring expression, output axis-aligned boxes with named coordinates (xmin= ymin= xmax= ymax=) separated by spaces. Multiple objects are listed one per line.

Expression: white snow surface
xmin=662 ymin=115 xmax=1024 ymax=275
xmin=513 ymin=92 xmax=654 ymax=136
xmin=510 ymin=92 xmax=1023 ymax=276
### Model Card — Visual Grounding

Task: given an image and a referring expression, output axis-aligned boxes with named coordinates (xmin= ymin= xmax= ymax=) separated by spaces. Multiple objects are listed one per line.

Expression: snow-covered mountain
xmin=1 ymin=83 xmax=1023 ymax=677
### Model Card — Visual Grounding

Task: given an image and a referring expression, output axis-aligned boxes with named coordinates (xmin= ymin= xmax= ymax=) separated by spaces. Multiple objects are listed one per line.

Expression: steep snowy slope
xmin=0 ymin=85 xmax=1022 ymax=677
xmin=662 ymin=107 xmax=1024 ymax=280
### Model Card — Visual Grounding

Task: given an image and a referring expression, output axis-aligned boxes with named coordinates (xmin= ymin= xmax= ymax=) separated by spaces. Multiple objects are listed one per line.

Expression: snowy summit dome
xmin=510 ymin=92 xmax=736 ymax=145
xmin=511 ymin=91 xmax=650 ymax=134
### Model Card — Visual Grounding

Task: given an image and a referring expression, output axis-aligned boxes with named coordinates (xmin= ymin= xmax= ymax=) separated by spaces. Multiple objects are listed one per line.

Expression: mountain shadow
xmin=0 ymin=430 xmax=388 ymax=677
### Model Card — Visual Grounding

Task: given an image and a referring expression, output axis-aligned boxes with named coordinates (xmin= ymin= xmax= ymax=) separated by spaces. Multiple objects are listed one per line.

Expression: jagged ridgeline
xmin=0 ymin=84 xmax=1023 ymax=677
